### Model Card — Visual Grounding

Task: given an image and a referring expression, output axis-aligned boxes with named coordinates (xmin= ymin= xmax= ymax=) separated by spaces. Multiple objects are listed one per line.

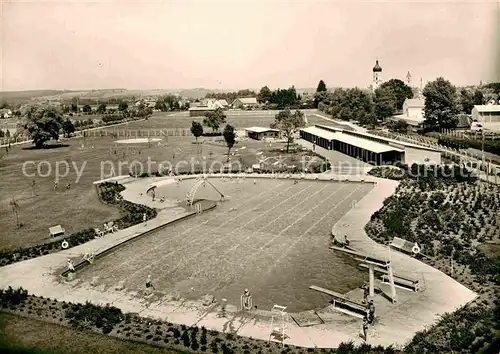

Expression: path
xmin=0 ymin=173 xmax=477 ymax=349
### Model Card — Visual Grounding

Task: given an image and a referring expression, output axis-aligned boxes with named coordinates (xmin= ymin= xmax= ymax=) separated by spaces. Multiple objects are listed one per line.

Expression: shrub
xmin=0 ymin=287 xmax=29 ymax=308
xmin=65 ymin=301 xmax=123 ymax=334
xmin=181 ymin=330 xmax=190 ymax=348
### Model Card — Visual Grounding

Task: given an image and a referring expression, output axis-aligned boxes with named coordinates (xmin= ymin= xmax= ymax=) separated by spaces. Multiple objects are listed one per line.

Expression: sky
xmin=1 ymin=0 xmax=499 ymax=91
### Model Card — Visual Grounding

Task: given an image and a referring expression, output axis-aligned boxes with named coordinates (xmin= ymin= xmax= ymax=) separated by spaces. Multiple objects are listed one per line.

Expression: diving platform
xmin=309 ymin=285 xmax=366 ymax=318
xmin=330 ymin=245 xmax=397 ymax=303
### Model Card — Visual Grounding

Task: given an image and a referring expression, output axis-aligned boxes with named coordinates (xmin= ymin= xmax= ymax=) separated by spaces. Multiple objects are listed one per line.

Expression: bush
xmin=65 ymin=301 xmax=123 ymax=334
xmin=0 ymin=287 xmax=28 ymax=308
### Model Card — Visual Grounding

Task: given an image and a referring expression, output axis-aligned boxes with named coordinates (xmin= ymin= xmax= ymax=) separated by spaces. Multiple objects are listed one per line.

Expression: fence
xmin=81 ymin=128 xmax=193 ymax=138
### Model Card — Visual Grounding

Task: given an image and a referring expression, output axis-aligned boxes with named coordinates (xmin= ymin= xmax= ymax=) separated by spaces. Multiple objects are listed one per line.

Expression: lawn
xmin=77 ymin=179 xmax=372 ymax=312
xmin=102 ymin=110 xmax=343 ymax=131
xmin=0 ymin=128 xmax=328 ymax=250
xmin=0 ymin=312 xmax=180 ymax=354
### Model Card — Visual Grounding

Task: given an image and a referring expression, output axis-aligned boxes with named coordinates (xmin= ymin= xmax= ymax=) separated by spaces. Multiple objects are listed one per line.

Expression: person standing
xmin=362 ymin=316 xmax=369 ymax=342
xmin=145 ymin=274 xmax=155 ymax=290
xmin=362 ymin=282 xmax=369 ymax=304
xmin=143 ymin=213 xmax=147 ymax=226
xmin=67 ymin=259 xmax=75 ymax=272
xmin=368 ymin=300 xmax=375 ymax=324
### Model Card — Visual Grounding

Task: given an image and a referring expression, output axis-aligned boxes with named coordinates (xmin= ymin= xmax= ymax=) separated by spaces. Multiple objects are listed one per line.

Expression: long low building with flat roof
xmin=299 ymin=124 xmax=441 ymax=165
xmin=245 ymin=127 xmax=280 ymax=140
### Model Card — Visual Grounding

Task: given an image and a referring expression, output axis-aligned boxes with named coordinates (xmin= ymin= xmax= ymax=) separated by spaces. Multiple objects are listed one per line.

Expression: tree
xmin=316 ymin=79 xmax=327 ymax=92
xmin=71 ymin=104 xmax=78 ymax=113
xmin=203 ymin=108 xmax=226 ymax=133
xmin=181 ymin=330 xmax=190 ymax=348
xmin=62 ymin=118 xmax=75 ymax=137
xmin=378 ymin=79 xmax=413 ymax=110
xmin=20 ymin=105 xmax=64 ymax=148
xmin=257 ymin=86 xmax=272 ymax=103
xmin=155 ymin=100 xmax=166 ymax=111
xmin=423 ymin=77 xmax=460 ymax=130
xmin=82 ymin=104 xmax=91 ymax=114
xmin=459 ymin=89 xmax=474 ymax=114
xmin=118 ymin=101 xmax=128 ymax=112
xmin=190 ymin=121 xmax=203 ymax=143
xmin=374 ymin=86 xmax=397 ymax=120
xmin=223 ymin=124 xmax=236 ymax=162
xmin=96 ymin=104 xmax=106 ymax=114
xmin=388 ymin=119 xmax=409 ymax=133
xmin=473 ymin=89 xmax=484 ymax=105
xmin=270 ymin=109 xmax=306 ymax=153
xmin=10 ymin=198 xmax=20 ymax=229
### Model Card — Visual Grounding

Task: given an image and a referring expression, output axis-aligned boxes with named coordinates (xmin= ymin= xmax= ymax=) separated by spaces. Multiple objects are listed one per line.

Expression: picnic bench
xmin=309 ymin=285 xmax=367 ymax=318
xmin=358 ymin=264 xmax=421 ymax=291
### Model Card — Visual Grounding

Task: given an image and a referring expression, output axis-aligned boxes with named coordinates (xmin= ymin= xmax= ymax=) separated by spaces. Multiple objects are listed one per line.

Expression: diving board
xmin=331 ymin=246 xmax=397 ymax=303
xmin=309 ymin=285 xmax=367 ymax=318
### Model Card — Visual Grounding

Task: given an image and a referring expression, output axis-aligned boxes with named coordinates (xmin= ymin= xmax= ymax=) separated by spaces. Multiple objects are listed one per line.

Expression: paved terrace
xmin=0 ymin=173 xmax=476 ymax=348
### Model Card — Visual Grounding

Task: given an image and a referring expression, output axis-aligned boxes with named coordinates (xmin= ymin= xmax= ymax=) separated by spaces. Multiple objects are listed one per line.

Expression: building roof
xmin=390 ymin=115 xmax=424 ymax=126
xmin=234 ymin=97 xmax=258 ymax=105
xmin=349 ymin=130 xmax=440 ymax=152
xmin=245 ymin=126 xmax=279 ymax=133
xmin=334 ymin=132 xmax=404 ymax=153
xmin=404 ymin=98 xmax=425 ymax=108
xmin=473 ymin=105 xmax=500 ymax=113
xmin=301 ymin=126 xmax=338 ymax=140
xmin=372 ymin=60 xmax=382 ymax=72
xmin=217 ymin=99 xmax=229 ymax=106
xmin=188 ymin=106 xmax=216 ymax=111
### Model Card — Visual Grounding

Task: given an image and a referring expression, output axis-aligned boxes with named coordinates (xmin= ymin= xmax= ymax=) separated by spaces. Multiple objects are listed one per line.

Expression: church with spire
xmin=371 ymin=59 xmax=383 ymax=92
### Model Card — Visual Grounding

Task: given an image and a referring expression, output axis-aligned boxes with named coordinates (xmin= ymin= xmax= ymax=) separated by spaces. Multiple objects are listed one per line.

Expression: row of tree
xmin=18 ymin=103 xmax=153 ymax=147
xmin=154 ymin=95 xmax=189 ymax=111
xmin=256 ymin=86 xmax=302 ymax=108
xmin=314 ymin=77 xmax=500 ymax=131
xmin=0 ymin=129 xmax=12 ymax=138
xmin=205 ymin=89 xmax=256 ymax=102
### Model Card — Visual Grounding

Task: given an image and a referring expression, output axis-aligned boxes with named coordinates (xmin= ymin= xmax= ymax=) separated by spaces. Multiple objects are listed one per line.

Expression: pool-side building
xmin=299 ymin=124 xmax=441 ymax=165
xmin=189 ymin=106 xmax=216 ymax=117
xmin=245 ymin=127 xmax=280 ymax=140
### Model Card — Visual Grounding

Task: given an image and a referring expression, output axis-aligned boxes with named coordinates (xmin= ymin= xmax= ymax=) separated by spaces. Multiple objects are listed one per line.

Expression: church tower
xmin=406 ymin=71 xmax=412 ymax=87
xmin=372 ymin=59 xmax=382 ymax=91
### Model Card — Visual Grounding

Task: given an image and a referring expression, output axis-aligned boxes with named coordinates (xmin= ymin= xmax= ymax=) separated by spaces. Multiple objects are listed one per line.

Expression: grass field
xmin=0 ymin=129 xmax=327 ymax=250
xmin=78 ymin=179 xmax=372 ymax=312
xmin=102 ymin=110 xmax=349 ymax=131
xmin=0 ymin=312 xmax=179 ymax=354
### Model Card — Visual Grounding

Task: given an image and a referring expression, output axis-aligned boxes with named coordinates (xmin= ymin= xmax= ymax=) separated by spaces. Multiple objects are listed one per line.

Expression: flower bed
xmin=366 ymin=177 xmax=500 ymax=285
xmin=0 ymin=182 xmax=157 ymax=268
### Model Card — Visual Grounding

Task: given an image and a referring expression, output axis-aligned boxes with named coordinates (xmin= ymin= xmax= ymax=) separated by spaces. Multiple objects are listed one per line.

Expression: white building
xmin=0 ymin=109 xmax=13 ymax=119
xmin=402 ymin=98 xmax=425 ymax=120
xmin=471 ymin=105 xmax=500 ymax=131
xmin=299 ymin=124 xmax=442 ymax=165
xmin=231 ymin=97 xmax=259 ymax=109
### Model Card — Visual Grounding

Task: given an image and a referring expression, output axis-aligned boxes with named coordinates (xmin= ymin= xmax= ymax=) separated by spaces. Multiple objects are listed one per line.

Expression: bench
xmin=381 ymin=274 xmax=420 ymax=292
xmin=390 ymin=237 xmax=420 ymax=255
xmin=358 ymin=264 xmax=420 ymax=291
xmin=309 ymin=285 xmax=367 ymax=317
